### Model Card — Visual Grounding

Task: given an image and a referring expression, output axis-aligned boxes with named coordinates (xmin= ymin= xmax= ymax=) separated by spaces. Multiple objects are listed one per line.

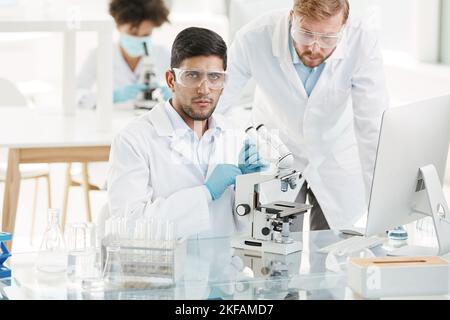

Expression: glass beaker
xmin=35 ymin=208 xmax=67 ymax=273
xmin=102 ymin=246 xmax=123 ymax=289
xmin=67 ymin=222 xmax=99 ymax=282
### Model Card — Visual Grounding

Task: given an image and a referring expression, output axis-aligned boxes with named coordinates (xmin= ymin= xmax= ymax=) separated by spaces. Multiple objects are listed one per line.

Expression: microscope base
xmin=231 ymin=236 xmax=302 ymax=255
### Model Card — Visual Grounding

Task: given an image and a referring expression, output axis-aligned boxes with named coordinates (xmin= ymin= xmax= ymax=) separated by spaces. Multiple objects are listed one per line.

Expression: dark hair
xmin=109 ymin=0 xmax=169 ymax=28
xmin=170 ymin=27 xmax=227 ymax=70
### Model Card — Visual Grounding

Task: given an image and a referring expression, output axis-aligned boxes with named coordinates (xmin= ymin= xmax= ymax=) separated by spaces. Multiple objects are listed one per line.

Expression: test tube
xmin=133 ymin=218 xmax=145 ymax=240
xmin=246 ymin=125 xmax=295 ymax=169
xmin=132 ymin=218 xmax=145 ymax=274
xmin=163 ymin=221 xmax=175 ymax=274
xmin=245 ymin=126 xmax=280 ymax=163
xmin=149 ymin=218 xmax=159 ymax=269
xmin=256 ymin=125 xmax=294 ymax=169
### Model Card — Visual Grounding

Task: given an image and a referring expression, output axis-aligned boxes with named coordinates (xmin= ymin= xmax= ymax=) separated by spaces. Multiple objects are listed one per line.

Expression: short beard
xmin=181 ymin=106 xmax=216 ymax=121
xmin=300 ymin=48 xmax=335 ymax=68
xmin=180 ymin=104 xmax=216 ymax=121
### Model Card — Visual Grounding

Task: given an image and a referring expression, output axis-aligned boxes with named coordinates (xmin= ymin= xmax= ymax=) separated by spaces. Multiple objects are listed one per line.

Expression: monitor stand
xmin=388 ymin=164 xmax=450 ymax=257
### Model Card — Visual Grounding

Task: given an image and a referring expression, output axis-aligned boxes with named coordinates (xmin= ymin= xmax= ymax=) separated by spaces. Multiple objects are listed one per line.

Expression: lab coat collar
xmin=272 ymin=11 xmax=308 ymax=99
xmin=272 ymin=11 xmax=348 ymax=62
xmin=146 ymin=102 xmax=173 ymax=137
xmin=147 ymin=101 xmax=234 ymax=181
xmin=272 ymin=11 xmax=291 ymax=60
xmin=163 ymin=101 xmax=193 ymax=138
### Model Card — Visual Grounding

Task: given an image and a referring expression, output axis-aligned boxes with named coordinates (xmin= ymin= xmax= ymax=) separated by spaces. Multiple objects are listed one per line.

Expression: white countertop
xmin=0 ymin=106 xmax=137 ymax=148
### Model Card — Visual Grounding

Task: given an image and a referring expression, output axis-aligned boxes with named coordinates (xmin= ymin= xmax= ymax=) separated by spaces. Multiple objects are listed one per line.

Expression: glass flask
xmin=102 ymin=246 xmax=123 ymax=289
xmin=35 ymin=208 xmax=67 ymax=273
xmin=67 ymin=222 xmax=99 ymax=282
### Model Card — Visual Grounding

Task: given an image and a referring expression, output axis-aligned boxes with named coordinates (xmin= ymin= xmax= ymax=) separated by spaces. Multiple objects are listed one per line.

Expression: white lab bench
xmin=1 ymin=230 xmax=449 ymax=300
xmin=0 ymin=10 xmax=114 ymax=129
xmin=0 ymin=106 xmax=136 ymax=245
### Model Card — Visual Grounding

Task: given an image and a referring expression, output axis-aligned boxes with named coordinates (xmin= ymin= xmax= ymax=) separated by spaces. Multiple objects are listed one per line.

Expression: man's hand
xmin=205 ymin=164 xmax=242 ymax=200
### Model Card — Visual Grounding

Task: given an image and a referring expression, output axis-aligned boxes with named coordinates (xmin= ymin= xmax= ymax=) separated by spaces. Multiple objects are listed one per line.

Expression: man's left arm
xmin=351 ymin=31 xmax=389 ymax=199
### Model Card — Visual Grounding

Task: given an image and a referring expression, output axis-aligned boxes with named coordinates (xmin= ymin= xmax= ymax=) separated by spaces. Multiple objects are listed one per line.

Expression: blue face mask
xmin=119 ymin=33 xmax=152 ymax=57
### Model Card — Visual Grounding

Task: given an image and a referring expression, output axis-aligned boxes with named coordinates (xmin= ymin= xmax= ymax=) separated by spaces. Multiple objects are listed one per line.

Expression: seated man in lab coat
xmin=77 ymin=0 xmax=171 ymax=109
xmin=107 ymin=27 xmax=268 ymax=239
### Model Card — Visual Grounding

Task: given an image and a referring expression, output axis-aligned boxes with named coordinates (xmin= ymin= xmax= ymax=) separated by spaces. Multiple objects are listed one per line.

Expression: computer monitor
xmin=365 ymin=95 xmax=450 ymax=255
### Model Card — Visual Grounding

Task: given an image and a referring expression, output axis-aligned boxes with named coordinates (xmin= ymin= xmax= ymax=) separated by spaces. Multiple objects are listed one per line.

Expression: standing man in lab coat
xmin=107 ymin=27 xmax=267 ymax=239
xmin=218 ymin=0 xmax=389 ymax=230
xmin=77 ymin=0 xmax=171 ymax=109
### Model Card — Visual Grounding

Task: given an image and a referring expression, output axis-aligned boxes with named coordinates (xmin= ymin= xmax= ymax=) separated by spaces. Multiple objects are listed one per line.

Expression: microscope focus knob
xmin=236 ymin=204 xmax=251 ymax=216
xmin=261 ymin=227 xmax=271 ymax=236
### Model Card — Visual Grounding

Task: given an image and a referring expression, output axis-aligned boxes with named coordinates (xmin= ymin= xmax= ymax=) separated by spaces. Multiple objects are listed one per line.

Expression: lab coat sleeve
xmin=216 ymin=32 xmax=253 ymax=115
xmin=107 ymin=132 xmax=212 ymax=239
xmin=351 ymin=31 xmax=389 ymax=199
xmin=76 ymin=49 xmax=98 ymax=109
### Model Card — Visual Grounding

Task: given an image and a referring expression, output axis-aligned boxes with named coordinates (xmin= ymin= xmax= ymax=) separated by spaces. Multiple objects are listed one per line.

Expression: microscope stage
xmin=231 ymin=236 xmax=302 ymax=255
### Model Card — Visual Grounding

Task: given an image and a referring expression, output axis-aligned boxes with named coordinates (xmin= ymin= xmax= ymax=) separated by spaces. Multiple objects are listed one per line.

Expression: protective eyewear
xmin=172 ymin=68 xmax=227 ymax=90
xmin=291 ymin=15 xmax=343 ymax=49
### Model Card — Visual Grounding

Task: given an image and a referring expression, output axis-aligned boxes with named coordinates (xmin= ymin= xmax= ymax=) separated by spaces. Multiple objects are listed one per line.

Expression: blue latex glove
xmin=158 ymin=84 xmax=172 ymax=101
xmin=204 ymin=164 xmax=242 ymax=200
xmin=113 ymin=83 xmax=147 ymax=103
xmin=238 ymin=140 xmax=270 ymax=174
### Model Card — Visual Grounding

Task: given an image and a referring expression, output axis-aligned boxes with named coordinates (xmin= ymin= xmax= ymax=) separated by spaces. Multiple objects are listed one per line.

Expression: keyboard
xmin=318 ymin=235 xmax=385 ymax=256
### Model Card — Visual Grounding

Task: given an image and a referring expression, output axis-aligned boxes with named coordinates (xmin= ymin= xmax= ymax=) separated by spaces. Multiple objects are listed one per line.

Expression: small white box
xmin=347 ymin=256 xmax=450 ymax=298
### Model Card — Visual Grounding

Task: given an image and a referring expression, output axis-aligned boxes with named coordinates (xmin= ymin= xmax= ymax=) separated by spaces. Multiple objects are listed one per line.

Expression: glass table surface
xmin=1 ymin=230 xmax=449 ymax=300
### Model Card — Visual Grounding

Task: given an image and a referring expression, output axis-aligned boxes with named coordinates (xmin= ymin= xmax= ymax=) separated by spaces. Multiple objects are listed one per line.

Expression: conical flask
xmin=35 ymin=208 xmax=67 ymax=273
xmin=102 ymin=246 xmax=123 ymax=289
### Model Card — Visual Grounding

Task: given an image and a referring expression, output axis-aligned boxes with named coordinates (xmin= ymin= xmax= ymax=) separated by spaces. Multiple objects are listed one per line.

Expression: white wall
xmin=0 ymin=0 xmax=229 ymax=106
xmin=441 ymin=0 xmax=450 ymax=64
xmin=228 ymin=0 xmax=292 ymax=42
xmin=348 ymin=0 xmax=442 ymax=63
xmin=349 ymin=0 xmax=415 ymax=55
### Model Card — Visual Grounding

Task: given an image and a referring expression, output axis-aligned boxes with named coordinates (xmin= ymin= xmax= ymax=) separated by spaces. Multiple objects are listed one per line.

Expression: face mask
xmin=119 ymin=33 xmax=152 ymax=57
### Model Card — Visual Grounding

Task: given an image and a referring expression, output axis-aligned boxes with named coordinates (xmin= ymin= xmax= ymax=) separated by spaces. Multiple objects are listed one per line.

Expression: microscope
xmin=134 ymin=42 xmax=161 ymax=111
xmin=232 ymin=124 xmax=312 ymax=255
xmin=233 ymin=249 xmax=302 ymax=300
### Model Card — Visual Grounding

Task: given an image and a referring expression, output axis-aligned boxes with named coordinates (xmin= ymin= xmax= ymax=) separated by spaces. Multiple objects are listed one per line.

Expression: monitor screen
xmin=366 ymin=95 xmax=450 ymax=236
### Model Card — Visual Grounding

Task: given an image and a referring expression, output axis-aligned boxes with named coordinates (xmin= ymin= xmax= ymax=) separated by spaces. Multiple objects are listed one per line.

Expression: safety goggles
xmin=172 ymin=68 xmax=227 ymax=90
xmin=291 ymin=15 xmax=343 ymax=49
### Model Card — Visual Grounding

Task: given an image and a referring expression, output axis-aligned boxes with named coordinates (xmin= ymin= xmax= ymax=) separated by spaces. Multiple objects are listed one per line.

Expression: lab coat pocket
xmin=333 ymin=145 xmax=361 ymax=174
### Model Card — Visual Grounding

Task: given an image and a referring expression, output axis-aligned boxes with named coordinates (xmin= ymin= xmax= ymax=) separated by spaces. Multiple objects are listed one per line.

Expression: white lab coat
xmin=76 ymin=43 xmax=170 ymax=109
xmin=218 ymin=10 xmax=389 ymax=229
xmin=107 ymin=101 xmax=248 ymax=239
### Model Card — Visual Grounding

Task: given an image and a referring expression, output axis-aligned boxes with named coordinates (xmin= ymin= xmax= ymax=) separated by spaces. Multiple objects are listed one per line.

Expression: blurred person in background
xmin=76 ymin=0 xmax=172 ymax=109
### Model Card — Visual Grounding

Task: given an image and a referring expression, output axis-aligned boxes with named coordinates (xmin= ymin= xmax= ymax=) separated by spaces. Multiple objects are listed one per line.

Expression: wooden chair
xmin=61 ymin=162 xmax=104 ymax=231
xmin=0 ymin=78 xmax=52 ymax=242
